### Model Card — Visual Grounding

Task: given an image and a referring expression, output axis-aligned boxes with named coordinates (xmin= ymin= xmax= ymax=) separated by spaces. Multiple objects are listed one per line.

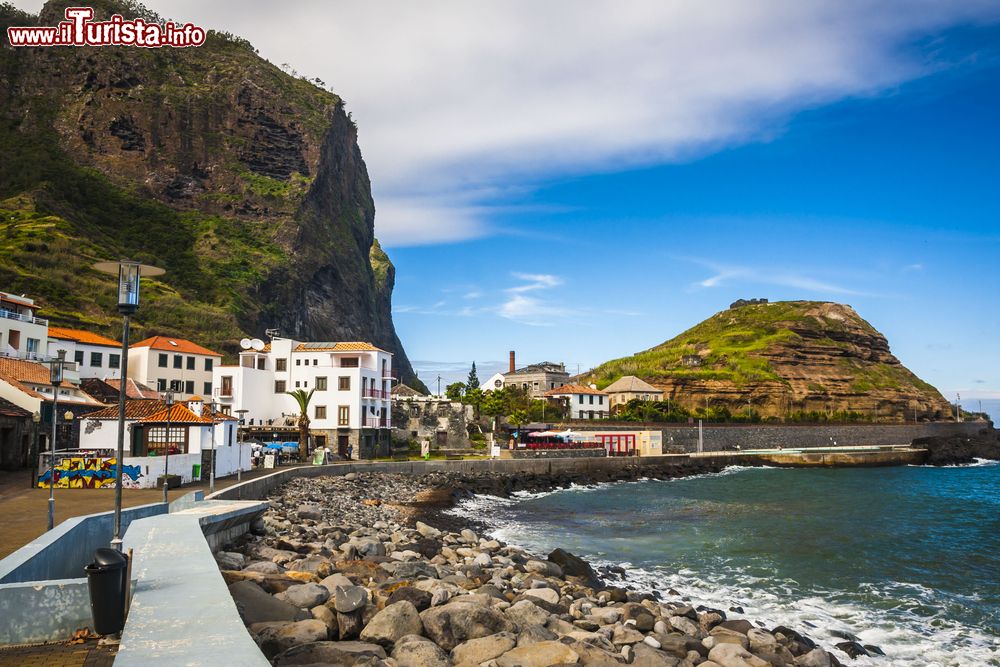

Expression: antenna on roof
xmin=239 ymin=338 xmax=252 ymax=350
xmin=250 ymin=338 xmax=265 ymax=351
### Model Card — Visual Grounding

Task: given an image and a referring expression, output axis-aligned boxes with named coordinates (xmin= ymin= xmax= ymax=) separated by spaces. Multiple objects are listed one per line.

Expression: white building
xmin=212 ymin=337 xmax=394 ymax=459
xmin=0 ymin=292 xmax=48 ymax=361
xmin=128 ymin=336 xmax=222 ymax=401
xmin=544 ymin=383 xmax=609 ymax=420
xmin=602 ymin=375 xmax=665 ymax=410
xmin=480 ymin=372 xmax=506 ymax=393
xmin=47 ymin=327 xmax=123 ymax=380
xmin=77 ymin=397 xmax=246 ymax=488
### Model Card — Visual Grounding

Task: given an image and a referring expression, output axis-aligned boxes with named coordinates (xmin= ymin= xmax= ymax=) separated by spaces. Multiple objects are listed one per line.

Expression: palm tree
xmin=286 ymin=389 xmax=315 ymax=460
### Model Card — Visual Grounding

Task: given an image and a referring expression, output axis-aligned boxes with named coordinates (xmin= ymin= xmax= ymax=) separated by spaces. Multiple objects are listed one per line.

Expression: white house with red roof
xmin=127 ymin=335 xmax=223 ymax=401
xmin=543 ymin=383 xmax=609 ymax=420
xmin=212 ymin=336 xmax=394 ymax=459
xmin=0 ymin=291 xmax=48 ymax=361
xmin=47 ymin=326 xmax=123 ymax=380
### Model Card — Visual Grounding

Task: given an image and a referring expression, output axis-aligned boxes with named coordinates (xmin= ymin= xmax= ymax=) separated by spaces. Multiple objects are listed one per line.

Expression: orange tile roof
xmin=0 ymin=293 xmax=37 ymax=310
xmin=82 ymin=400 xmax=168 ymax=420
xmin=131 ymin=336 xmax=222 ymax=357
xmin=0 ymin=357 xmax=78 ymax=400
xmin=48 ymin=327 xmax=120 ymax=348
xmin=294 ymin=341 xmax=386 ymax=352
xmin=140 ymin=403 xmax=215 ymax=424
xmin=543 ymin=383 xmax=607 ymax=397
xmin=102 ymin=378 xmax=161 ymax=400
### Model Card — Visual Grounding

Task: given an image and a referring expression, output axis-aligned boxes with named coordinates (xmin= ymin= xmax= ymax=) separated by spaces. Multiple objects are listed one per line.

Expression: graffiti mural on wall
xmin=37 ymin=457 xmax=143 ymax=489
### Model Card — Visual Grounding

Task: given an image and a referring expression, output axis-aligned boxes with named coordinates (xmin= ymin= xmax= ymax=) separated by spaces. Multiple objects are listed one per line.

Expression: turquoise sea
xmin=450 ymin=461 xmax=1000 ymax=666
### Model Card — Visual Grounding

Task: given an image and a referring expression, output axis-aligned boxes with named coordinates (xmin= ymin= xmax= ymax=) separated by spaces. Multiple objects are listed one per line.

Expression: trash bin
xmin=84 ymin=547 xmax=128 ymax=635
xmin=192 ymin=463 xmax=201 ymax=480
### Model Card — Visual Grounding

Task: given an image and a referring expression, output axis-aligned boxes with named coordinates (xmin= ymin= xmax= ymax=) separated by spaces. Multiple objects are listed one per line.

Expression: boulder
xmin=286 ymin=556 xmax=334 ymax=578
xmin=505 ymin=600 xmax=551 ymax=629
xmin=381 ymin=560 xmax=439 ymax=579
xmin=834 ymin=642 xmax=869 ymax=659
xmin=670 ymin=616 xmax=701 ymax=637
xmin=747 ymin=628 xmax=777 ymax=653
xmin=622 ymin=602 xmax=656 ymax=632
xmin=416 ymin=521 xmax=442 ymax=538
xmin=334 ymin=585 xmax=369 ymax=613
xmin=717 ymin=620 xmax=754 ymax=635
xmin=496 ymin=640 xmax=580 ymax=667
xmin=421 ymin=601 xmax=518 ymax=651
xmin=388 ymin=586 xmax=434 ymax=612
xmin=360 ymin=601 xmax=424 ymax=647
xmin=524 ymin=559 xmax=563 ymax=578
xmin=795 ymin=648 xmax=834 ymax=667
xmin=631 ymin=643 xmax=681 ymax=667
xmin=612 ymin=624 xmax=646 ymax=646
xmin=451 ymin=632 xmax=517 ymax=665
xmin=563 ymin=640 xmax=624 ymax=667
xmin=215 ymin=551 xmax=246 ymax=570
xmin=229 ymin=581 xmax=310 ymax=625
xmin=707 ymin=642 xmax=769 ymax=667
xmin=522 ymin=587 xmax=560 ymax=606
xmin=253 ymin=619 xmax=329 ymax=658
xmin=297 ymin=503 xmax=323 ymax=521
xmin=311 ymin=604 xmax=338 ymax=634
xmin=244 ymin=561 xmax=282 ymax=575
xmin=272 ymin=640 xmax=386 ymax=666
xmin=320 ymin=573 xmax=356 ymax=594
xmin=710 ymin=626 xmax=750 ymax=649
xmin=516 ymin=624 xmax=558 ymax=647
xmin=392 ymin=634 xmax=452 ymax=667
xmin=547 ymin=548 xmax=601 ymax=585
xmin=278 ymin=583 xmax=330 ymax=609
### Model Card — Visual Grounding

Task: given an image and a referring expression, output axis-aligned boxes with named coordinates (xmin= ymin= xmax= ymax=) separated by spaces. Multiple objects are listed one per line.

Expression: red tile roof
xmin=82 ymin=400 xmax=168 ymax=420
xmin=0 ymin=293 xmax=37 ymax=310
xmin=131 ymin=336 xmax=222 ymax=357
xmin=543 ymin=383 xmax=607 ymax=397
xmin=0 ymin=357 xmax=78 ymax=400
xmin=104 ymin=378 xmax=161 ymax=400
xmin=0 ymin=397 xmax=31 ymax=419
xmin=48 ymin=327 xmax=120 ymax=348
xmin=294 ymin=342 xmax=386 ymax=352
xmin=140 ymin=403 xmax=214 ymax=424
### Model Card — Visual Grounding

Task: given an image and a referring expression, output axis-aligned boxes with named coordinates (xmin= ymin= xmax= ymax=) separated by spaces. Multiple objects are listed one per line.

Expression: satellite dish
xmin=239 ymin=338 xmax=252 ymax=350
xmin=251 ymin=338 xmax=265 ymax=351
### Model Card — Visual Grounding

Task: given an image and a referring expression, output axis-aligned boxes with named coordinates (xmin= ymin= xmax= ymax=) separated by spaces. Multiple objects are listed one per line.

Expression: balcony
xmin=362 ymin=388 xmax=389 ymax=399
xmin=362 ymin=417 xmax=390 ymax=428
xmin=0 ymin=308 xmax=47 ymax=327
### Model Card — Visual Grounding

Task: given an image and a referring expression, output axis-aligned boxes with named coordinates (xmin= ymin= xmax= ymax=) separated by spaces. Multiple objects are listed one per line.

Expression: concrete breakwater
xmin=216 ymin=471 xmax=867 ymax=667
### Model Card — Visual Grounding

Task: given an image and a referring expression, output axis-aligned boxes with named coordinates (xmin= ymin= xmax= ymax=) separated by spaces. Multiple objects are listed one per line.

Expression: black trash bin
xmin=84 ymin=547 xmax=129 ymax=635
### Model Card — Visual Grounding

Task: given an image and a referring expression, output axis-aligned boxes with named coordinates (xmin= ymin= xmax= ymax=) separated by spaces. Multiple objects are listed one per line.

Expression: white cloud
xmin=689 ymin=259 xmax=865 ymax=295
xmin=61 ymin=0 xmax=999 ymax=246
xmin=903 ymin=263 xmax=925 ymax=272
xmin=507 ymin=273 xmax=564 ymax=293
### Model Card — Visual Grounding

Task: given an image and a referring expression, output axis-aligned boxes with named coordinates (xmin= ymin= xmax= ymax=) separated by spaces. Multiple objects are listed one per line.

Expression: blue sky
xmin=15 ymin=1 xmax=1000 ymax=410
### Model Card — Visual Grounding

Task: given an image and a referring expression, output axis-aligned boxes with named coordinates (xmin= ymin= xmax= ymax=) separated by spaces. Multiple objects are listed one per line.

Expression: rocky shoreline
xmin=913 ymin=426 xmax=1000 ymax=465
xmin=217 ymin=469 xmax=881 ymax=667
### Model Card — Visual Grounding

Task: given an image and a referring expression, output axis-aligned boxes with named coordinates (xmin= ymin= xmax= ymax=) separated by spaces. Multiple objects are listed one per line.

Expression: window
xmin=274 ymin=380 xmax=286 ymax=394
xmin=338 ymin=406 xmax=349 ymax=426
xmin=204 ymin=358 xmax=213 ymax=371
xmin=599 ymin=396 xmax=604 ymax=405
xmin=89 ymin=351 xmax=103 ymax=367
xmin=589 ymin=395 xmax=594 ymax=405
xmin=158 ymin=353 xmax=168 ymax=367
xmin=315 ymin=405 xmax=327 ymax=419
xmin=221 ymin=376 xmax=233 ymax=396
xmin=145 ymin=425 xmax=187 ymax=455
xmin=296 ymin=359 xmax=301 ymax=366
xmin=170 ymin=379 xmax=182 ymax=391
xmin=316 ymin=377 xmax=328 ymax=391
xmin=256 ymin=357 xmax=266 ymax=370
xmin=185 ymin=380 xmax=194 ymax=394
xmin=338 ymin=376 xmax=350 ymax=391
xmin=26 ymin=338 xmax=39 ymax=355
xmin=203 ymin=381 xmax=212 ymax=395
xmin=341 ymin=357 xmax=359 ymax=368
xmin=578 ymin=411 xmax=585 ymax=419
xmin=578 ymin=395 xmax=584 ymax=404
xmin=157 ymin=378 xmax=167 ymax=391
xmin=313 ymin=359 xmax=318 ymax=366
xmin=186 ymin=356 xmax=195 ymax=370
xmin=173 ymin=355 xmax=182 ymax=369
xmin=109 ymin=354 xmax=120 ymax=369
xmin=295 ymin=381 xmax=300 ymax=388
xmin=74 ymin=350 xmax=84 ymax=366
xmin=276 ymin=358 xmax=287 ymax=371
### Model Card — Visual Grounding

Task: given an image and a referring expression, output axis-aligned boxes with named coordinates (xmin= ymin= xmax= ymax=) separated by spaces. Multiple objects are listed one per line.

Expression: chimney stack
xmin=509 ymin=351 xmax=516 ymax=374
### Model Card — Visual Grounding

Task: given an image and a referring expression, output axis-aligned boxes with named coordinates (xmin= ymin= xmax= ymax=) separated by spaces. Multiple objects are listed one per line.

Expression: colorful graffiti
xmin=37 ymin=457 xmax=143 ymax=489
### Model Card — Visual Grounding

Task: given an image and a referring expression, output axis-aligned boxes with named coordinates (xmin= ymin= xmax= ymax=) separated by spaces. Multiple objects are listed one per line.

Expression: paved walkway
xmin=0 ymin=638 xmax=116 ymax=666
xmin=0 ymin=466 xmax=290 ymax=559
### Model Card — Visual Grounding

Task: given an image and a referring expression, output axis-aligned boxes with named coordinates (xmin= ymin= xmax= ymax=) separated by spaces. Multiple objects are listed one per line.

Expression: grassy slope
xmin=587 ymin=301 xmax=940 ymax=396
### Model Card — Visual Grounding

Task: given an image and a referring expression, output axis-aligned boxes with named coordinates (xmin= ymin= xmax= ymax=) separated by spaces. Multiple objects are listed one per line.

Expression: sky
xmin=15 ymin=1 xmax=1000 ymax=411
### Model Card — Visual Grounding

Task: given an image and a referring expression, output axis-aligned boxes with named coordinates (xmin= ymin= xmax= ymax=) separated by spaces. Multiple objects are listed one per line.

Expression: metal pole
xmin=697 ymin=419 xmax=703 ymax=454
xmin=112 ymin=314 xmax=130 ymax=552
xmin=162 ymin=402 xmax=171 ymax=504
xmin=209 ymin=405 xmax=216 ymax=494
xmin=47 ymin=383 xmax=58 ymax=531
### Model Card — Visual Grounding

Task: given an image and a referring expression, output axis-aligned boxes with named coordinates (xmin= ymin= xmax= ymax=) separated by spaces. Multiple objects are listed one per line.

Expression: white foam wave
xmin=908 ymin=457 xmax=1000 ymax=469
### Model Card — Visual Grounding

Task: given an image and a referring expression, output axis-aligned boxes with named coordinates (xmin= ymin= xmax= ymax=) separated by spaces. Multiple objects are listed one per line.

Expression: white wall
xmin=128 ymin=347 xmax=220 ymax=400
xmin=48 ymin=339 xmax=121 ymax=380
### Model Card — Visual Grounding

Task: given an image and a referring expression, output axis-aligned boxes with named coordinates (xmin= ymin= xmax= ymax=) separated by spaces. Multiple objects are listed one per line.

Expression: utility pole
xmin=436 ymin=375 xmax=442 ymax=397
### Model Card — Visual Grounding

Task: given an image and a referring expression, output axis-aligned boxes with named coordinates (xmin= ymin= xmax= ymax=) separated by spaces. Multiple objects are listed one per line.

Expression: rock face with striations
xmin=586 ymin=300 xmax=951 ymax=421
xmin=0 ymin=0 xmax=422 ymax=388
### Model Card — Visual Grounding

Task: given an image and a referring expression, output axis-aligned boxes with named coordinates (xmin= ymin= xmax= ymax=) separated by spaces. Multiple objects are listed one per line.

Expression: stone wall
xmin=392 ymin=399 xmax=473 ymax=450
xmin=505 ymin=448 xmax=606 ymax=459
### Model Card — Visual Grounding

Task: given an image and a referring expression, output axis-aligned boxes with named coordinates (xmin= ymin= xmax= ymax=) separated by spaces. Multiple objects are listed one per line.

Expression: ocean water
xmin=449 ymin=461 xmax=1000 ymax=666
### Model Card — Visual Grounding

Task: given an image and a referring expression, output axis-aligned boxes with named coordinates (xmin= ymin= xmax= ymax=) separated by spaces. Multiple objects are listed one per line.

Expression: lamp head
xmin=32 ymin=411 xmax=41 ymax=424
xmin=164 ymin=389 xmax=175 ymax=407
xmin=50 ymin=350 xmax=66 ymax=385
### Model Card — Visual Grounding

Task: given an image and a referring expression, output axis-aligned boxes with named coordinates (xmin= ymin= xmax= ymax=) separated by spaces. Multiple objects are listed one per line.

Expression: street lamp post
xmin=235 ymin=409 xmax=249 ymax=482
xmin=30 ymin=411 xmax=41 ymax=488
xmin=46 ymin=350 xmax=70 ymax=531
xmin=93 ymin=259 xmax=164 ymax=552
xmin=161 ymin=389 xmax=174 ymax=504
xmin=208 ymin=401 xmax=218 ymax=494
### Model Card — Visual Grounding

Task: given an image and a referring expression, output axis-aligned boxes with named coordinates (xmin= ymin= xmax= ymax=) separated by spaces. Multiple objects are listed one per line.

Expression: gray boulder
xmin=252 ymin=619 xmax=329 ymax=658
xmin=421 ymin=601 xmax=518 ymax=651
xmin=388 ymin=586 xmax=433 ymax=612
xmin=229 ymin=581 xmax=311 ymax=625
xmin=360 ymin=601 xmax=424 ymax=647
xmin=524 ymin=559 xmax=562 ymax=578
xmin=272 ymin=640 xmax=387 ymax=666
xmin=244 ymin=561 xmax=282 ymax=575
xmin=381 ymin=560 xmax=438 ymax=579
xmin=505 ymin=600 xmax=550 ymax=629
xmin=516 ymin=624 xmax=558 ymax=647
xmin=451 ymin=632 xmax=516 ymax=665
xmin=335 ymin=585 xmax=370 ymax=613
xmin=795 ymin=649 xmax=834 ymax=667
xmin=278 ymin=583 xmax=331 ymax=609
xmin=496 ymin=640 xmax=580 ymax=667
xmin=707 ymin=642 xmax=769 ymax=667
xmin=297 ymin=504 xmax=323 ymax=521
xmin=215 ymin=551 xmax=246 ymax=571
xmin=392 ymin=634 xmax=452 ymax=667
xmin=631 ymin=643 xmax=681 ymax=667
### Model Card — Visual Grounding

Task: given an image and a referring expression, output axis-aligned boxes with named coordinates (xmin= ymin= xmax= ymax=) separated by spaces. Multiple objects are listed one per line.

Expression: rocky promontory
xmin=218 ymin=472 xmax=875 ymax=667
xmin=913 ymin=426 xmax=1000 ymax=465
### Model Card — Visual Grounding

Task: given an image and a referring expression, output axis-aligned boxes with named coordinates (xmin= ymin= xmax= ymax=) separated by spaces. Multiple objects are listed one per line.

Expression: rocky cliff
xmin=0 ymin=0 xmax=423 ymax=389
xmin=586 ymin=301 xmax=952 ymax=421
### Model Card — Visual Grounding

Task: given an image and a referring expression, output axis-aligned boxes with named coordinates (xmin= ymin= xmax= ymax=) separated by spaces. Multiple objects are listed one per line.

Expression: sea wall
xmin=647 ymin=421 xmax=982 ymax=452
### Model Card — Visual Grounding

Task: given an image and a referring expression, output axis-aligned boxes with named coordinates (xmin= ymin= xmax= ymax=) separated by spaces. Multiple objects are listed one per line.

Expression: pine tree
xmin=466 ymin=361 xmax=480 ymax=393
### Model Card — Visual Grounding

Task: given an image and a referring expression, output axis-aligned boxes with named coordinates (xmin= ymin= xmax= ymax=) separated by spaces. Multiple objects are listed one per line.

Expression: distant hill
xmin=0 ymin=1 xmax=424 ymax=390
xmin=585 ymin=300 xmax=952 ymax=420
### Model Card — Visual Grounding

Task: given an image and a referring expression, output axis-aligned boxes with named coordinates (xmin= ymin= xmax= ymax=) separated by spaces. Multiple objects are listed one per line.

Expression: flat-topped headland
xmin=217 ymin=469 xmax=877 ymax=667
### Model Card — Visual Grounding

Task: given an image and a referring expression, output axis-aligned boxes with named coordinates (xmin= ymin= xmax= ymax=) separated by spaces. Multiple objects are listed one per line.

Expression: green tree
xmin=508 ymin=409 xmax=529 ymax=431
xmin=466 ymin=362 xmax=480 ymax=394
xmin=480 ymin=389 xmax=508 ymax=417
xmin=285 ymin=388 xmax=316 ymax=460
xmin=445 ymin=382 xmax=465 ymax=402
xmin=463 ymin=386 xmax=484 ymax=416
